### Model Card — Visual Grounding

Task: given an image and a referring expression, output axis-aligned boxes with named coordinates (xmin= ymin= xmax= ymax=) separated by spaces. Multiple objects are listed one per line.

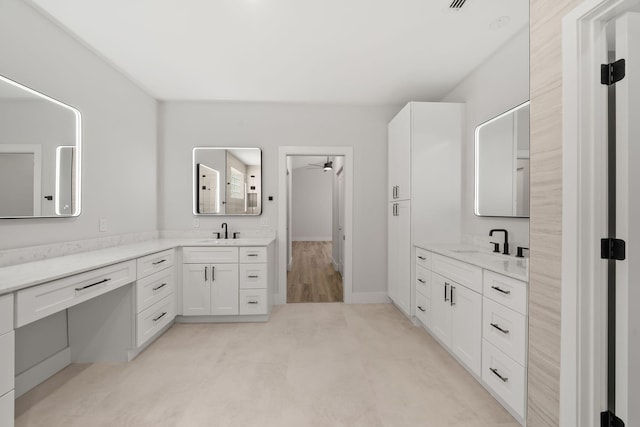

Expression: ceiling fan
xmin=306 ymin=156 xmax=333 ymax=172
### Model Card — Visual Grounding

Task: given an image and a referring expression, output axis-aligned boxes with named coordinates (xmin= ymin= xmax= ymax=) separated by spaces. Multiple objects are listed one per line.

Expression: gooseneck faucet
xmin=221 ymin=222 xmax=228 ymax=239
xmin=489 ymin=229 xmax=509 ymax=255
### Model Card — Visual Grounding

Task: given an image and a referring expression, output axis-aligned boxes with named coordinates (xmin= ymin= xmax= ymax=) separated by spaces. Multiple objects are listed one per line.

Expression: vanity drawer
xmin=239 ymin=247 xmax=267 ymax=263
xmin=239 ymin=264 xmax=267 ymax=289
xmin=136 ymin=293 xmax=175 ymax=347
xmin=415 ymin=247 xmax=432 ymax=270
xmin=0 ymin=331 xmax=14 ymax=397
xmin=415 ymin=290 xmax=430 ymax=328
xmin=137 ymin=249 xmax=175 ymax=279
xmin=136 ymin=267 xmax=175 ymax=313
xmin=483 ymin=270 xmax=527 ymax=315
xmin=183 ymin=247 xmax=238 ymax=264
xmin=0 ymin=390 xmax=14 ymax=427
xmin=432 ymin=254 xmax=483 ymax=294
xmin=415 ymin=265 xmax=431 ymax=296
xmin=16 ymin=260 xmax=136 ymax=327
xmin=0 ymin=294 xmax=13 ymax=334
xmin=482 ymin=339 xmax=526 ymax=419
xmin=483 ymin=297 xmax=527 ymax=365
xmin=239 ymin=289 xmax=268 ymax=315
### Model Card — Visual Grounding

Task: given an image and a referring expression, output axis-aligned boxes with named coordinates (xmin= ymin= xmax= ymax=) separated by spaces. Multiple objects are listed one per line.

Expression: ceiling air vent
xmin=449 ymin=0 xmax=467 ymax=9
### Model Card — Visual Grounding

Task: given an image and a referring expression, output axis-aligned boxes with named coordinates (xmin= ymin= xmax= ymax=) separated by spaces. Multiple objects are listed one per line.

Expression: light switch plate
xmin=99 ymin=218 xmax=107 ymax=232
xmin=193 ymin=218 xmax=200 ymax=228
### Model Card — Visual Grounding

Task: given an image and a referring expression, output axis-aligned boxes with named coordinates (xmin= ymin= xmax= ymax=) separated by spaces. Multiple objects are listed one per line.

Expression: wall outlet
xmin=260 ymin=217 xmax=270 ymax=227
xmin=99 ymin=218 xmax=107 ymax=232
xmin=193 ymin=218 xmax=200 ymax=228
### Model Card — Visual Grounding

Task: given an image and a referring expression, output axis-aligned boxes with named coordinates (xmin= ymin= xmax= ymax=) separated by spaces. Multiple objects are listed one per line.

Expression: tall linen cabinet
xmin=387 ymin=102 xmax=463 ymax=315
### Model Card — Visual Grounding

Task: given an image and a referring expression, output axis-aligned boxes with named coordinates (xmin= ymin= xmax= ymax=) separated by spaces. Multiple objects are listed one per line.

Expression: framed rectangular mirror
xmin=474 ymin=101 xmax=530 ymax=218
xmin=0 ymin=74 xmax=82 ymax=218
xmin=192 ymin=147 xmax=262 ymax=216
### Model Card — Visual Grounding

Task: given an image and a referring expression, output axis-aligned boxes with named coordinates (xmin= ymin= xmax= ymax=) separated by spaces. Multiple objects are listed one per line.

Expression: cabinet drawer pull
xmin=450 ymin=285 xmax=456 ymax=306
xmin=417 ymin=256 xmax=426 ymax=261
xmin=152 ymin=283 xmax=168 ymax=292
xmin=418 ymin=278 xmax=426 ymax=284
xmin=153 ymin=311 xmax=167 ymax=322
xmin=490 ymin=367 xmax=509 ymax=383
xmin=204 ymin=266 xmax=208 ymax=281
xmin=152 ymin=259 xmax=167 ymax=265
xmin=444 ymin=282 xmax=449 ymax=301
xmin=491 ymin=285 xmax=511 ymax=295
xmin=75 ymin=277 xmax=111 ymax=292
xmin=248 ymin=253 xmax=259 ymax=257
xmin=248 ymin=300 xmax=259 ymax=305
xmin=212 ymin=266 xmax=216 ymax=281
xmin=248 ymin=275 xmax=259 ymax=279
xmin=417 ymin=305 xmax=426 ymax=312
xmin=490 ymin=323 xmax=510 ymax=334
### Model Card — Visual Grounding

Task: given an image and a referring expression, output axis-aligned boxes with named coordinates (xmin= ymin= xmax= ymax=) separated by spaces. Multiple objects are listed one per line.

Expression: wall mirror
xmin=474 ymin=101 xmax=530 ymax=218
xmin=192 ymin=147 xmax=262 ymax=215
xmin=0 ymin=75 xmax=82 ymax=218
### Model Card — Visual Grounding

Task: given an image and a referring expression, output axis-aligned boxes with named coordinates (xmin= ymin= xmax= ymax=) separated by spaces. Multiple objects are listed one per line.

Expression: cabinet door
xmin=430 ymin=273 xmax=452 ymax=347
xmin=450 ymin=283 xmax=482 ymax=376
xmin=210 ymin=263 xmax=239 ymax=315
xmin=182 ymin=264 xmax=211 ymax=316
xmin=388 ymin=201 xmax=411 ymax=315
xmin=388 ymin=104 xmax=411 ymax=201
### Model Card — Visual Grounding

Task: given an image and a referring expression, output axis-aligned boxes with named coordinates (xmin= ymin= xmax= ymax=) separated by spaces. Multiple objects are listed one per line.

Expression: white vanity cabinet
xmin=0 ymin=294 xmax=14 ymax=427
xmin=387 ymin=102 xmax=463 ymax=317
xmin=182 ymin=247 xmax=239 ymax=316
xmin=135 ymin=249 xmax=176 ymax=348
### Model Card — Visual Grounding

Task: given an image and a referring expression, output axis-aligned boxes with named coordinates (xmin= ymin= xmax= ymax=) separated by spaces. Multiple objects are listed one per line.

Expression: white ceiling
xmin=29 ymin=0 xmax=529 ymax=105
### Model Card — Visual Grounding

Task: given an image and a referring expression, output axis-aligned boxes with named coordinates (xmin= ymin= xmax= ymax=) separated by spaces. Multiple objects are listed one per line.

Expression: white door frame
xmin=277 ymin=146 xmax=353 ymax=304
xmin=561 ymin=1 xmax=638 ymax=425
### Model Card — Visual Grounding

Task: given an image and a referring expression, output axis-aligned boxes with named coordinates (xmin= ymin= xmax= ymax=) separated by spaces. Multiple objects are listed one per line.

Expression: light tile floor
xmin=15 ymin=304 xmax=520 ymax=426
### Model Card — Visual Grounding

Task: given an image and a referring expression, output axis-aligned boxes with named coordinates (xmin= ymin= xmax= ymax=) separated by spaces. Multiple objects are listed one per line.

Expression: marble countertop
xmin=0 ymin=237 xmax=275 ymax=295
xmin=414 ymin=241 xmax=529 ymax=282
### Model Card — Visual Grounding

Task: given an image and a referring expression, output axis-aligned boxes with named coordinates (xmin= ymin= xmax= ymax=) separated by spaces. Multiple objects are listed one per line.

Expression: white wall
xmin=158 ymin=102 xmax=398 ymax=294
xmin=291 ymin=166 xmax=332 ymax=241
xmin=0 ymin=0 xmax=157 ymax=250
xmin=441 ymin=27 xmax=530 ymax=249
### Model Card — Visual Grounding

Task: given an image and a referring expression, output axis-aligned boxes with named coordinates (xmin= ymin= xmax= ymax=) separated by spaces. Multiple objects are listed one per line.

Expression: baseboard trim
xmin=351 ymin=292 xmax=391 ymax=304
xmin=15 ymin=347 xmax=71 ymax=398
xmin=176 ymin=314 xmax=270 ymax=323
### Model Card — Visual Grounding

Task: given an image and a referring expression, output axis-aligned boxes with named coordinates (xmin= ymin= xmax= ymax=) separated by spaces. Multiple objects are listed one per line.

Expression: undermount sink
xmin=450 ymin=249 xmax=481 ymax=254
xmin=198 ymin=239 xmax=234 ymax=245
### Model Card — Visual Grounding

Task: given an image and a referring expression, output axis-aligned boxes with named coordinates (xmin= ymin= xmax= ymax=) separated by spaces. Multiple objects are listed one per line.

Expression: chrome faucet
xmin=489 ymin=229 xmax=509 ymax=255
xmin=221 ymin=222 xmax=228 ymax=239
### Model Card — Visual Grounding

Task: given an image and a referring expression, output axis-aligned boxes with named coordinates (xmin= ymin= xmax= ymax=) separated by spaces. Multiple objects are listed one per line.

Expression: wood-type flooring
xmin=287 ymin=241 xmax=343 ymax=303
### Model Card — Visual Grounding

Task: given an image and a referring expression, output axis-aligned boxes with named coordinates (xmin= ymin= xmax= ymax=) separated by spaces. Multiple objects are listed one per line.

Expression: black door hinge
xmin=601 ymin=59 xmax=626 ymax=85
xmin=601 ymin=238 xmax=626 ymax=260
xmin=601 ymin=410 xmax=625 ymax=427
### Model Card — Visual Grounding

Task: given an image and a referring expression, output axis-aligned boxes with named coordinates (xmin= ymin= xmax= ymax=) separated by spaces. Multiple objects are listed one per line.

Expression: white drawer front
xmin=0 ymin=332 xmax=14 ymax=397
xmin=483 ymin=270 xmax=528 ymax=315
xmin=415 ymin=265 xmax=431 ymax=297
xmin=239 ymin=264 xmax=267 ymax=289
xmin=183 ymin=247 xmax=238 ymax=264
xmin=239 ymin=289 xmax=268 ymax=315
xmin=432 ymin=254 xmax=483 ymax=294
xmin=16 ymin=260 xmax=136 ymax=328
xmin=136 ymin=249 xmax=175 ymax=279
xmin=0 ymin=390 xmax=14 ymax=427
xmin=239 ymin=247 xmax=267 ymax=263
xmin=415 ymin=247 xmax=431 ymax=270
xmin=483 ymin=297 xmax=527 ymax=365
xmin=482 ymin=339 xmax=526 ymax=419
xmin=0 ymin=294 xmax=13 ymax=334
xmin=136 ymin=267 xmax=175 ymax=313
xmin=136 ymin=294 xmax=175 ymax=348
xmin=415 ymin=291 xmax=430 ymax=328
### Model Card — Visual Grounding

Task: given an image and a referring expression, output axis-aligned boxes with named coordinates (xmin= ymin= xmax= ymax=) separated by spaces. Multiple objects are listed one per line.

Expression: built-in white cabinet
xmin=386 ymin=102 xmax=463 ymax=317
xmin=413 ymin=245 xmax=528 ymax=425
xmin=0 ymin=294 xmax=14 ymax=427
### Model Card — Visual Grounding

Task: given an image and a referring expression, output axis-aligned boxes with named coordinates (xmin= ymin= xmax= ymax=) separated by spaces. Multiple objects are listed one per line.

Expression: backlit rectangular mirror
xmin=0 ymin=74 xmax=82 ymax=218
xmin=193 ymin=147 xmax=262 ymax=216
xmin=474 ymin=101 xmax=530 ymax=218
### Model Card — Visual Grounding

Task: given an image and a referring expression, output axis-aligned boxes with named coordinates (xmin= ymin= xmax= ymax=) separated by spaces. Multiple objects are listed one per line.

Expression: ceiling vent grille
xmin=449 ymin=0 xmax=467 ymax=9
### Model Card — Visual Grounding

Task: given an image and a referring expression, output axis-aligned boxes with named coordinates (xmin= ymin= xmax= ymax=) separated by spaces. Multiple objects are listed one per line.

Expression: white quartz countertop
xmin=0 ymin=237 xmax=275 ymax=295
xmin=414 ymin=242 xmax=529 ymax=282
